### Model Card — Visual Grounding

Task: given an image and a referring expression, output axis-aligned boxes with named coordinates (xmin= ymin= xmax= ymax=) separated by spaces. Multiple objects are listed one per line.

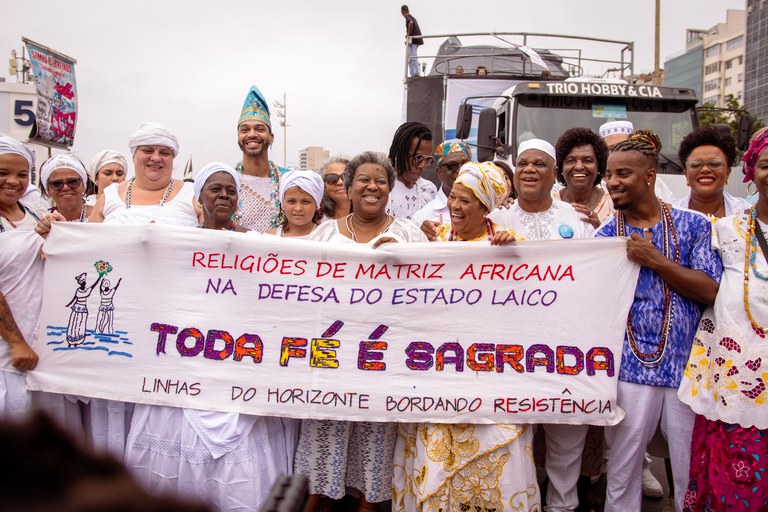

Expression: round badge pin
xmin=558 ymin=224 xmax=575 ymax=239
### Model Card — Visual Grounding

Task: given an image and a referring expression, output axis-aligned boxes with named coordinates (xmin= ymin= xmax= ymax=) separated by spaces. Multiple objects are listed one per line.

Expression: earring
xmin=748 ymin=182 xmax=757 ymax=195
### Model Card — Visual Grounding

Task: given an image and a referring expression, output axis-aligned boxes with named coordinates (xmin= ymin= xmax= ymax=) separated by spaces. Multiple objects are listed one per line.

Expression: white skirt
xmin=126 ymin=404 xmax=298 ymax=512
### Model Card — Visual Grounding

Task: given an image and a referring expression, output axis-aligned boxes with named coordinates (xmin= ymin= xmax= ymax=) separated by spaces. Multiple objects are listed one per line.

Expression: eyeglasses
xmin=440 ymin=161 xmax=466 ymax=173
xmin=412 ymin=154 xmax=435 ymax=166
xmin=47 ymin=177 xmax=83 ymax=191
xmin=324 ymin=173 xmax=342 ymax=185
xmin=686 ymin=158 xmax=726 ymax=172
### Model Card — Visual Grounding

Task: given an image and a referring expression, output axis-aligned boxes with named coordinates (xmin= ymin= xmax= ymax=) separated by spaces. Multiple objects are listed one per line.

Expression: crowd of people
xmin=0 ymin=82 xmax=766 ymax=512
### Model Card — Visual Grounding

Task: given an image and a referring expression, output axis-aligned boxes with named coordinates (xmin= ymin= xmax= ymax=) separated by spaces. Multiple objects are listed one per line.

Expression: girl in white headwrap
xmin=40 ymin=154 xmax=92 ymax=222
xmin=86 ymin=150 xmax=128 ymax=206
xmin=392 ymin=162 xmax=540 ymax=512
xmin=267 ymin=169 xmax=324 ymax=238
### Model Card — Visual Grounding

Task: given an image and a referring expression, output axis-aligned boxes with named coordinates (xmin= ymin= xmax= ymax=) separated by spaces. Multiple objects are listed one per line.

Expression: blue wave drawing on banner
xmin=46 ymin=326 xmax=133 ymax=358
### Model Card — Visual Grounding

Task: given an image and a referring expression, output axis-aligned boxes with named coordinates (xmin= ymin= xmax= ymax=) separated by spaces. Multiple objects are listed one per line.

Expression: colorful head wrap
xmin=279 ymin=170 xmax=324 ymax=209
xmin=128 ymin=122 xmax=179 ymax=156
xmin=743 ymin=130 xmax=768 ymax=183
xmin=434 ymin=140 xmax=472 ymax=166
xmin=194 ymin=162 xmax=241 ymax=201
xmin=599 ymin=120 xmax=634 ymax=139
xmin=238 ymin=86 xmax=271 ymax=130
xmin=454 ymin=161 xmax=509 ymax=211
xmin=0 ymin=135 xmax=35 ymax=171
xmin=88 ymin=150 xmax=128 ymax=181
xmin=517 ymin=139 xmax=556 ymax=162
xmin=40 ymin=154 xmax=88 ymax=193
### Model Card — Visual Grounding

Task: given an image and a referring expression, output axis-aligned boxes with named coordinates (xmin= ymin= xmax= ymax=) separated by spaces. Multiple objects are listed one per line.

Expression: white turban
xmin=40 ymin=154 xmax=88 ymax=193
xmin=0 ymin=135 xmax=35 ymax=171
xmin=517 ymin=139 xmax=556 ymax=162
xmin=278 ymin=170 xmax=324 ymax=209
xmin=454 ymin=162 xmax=509 ymax=212
xmin=128 ymin=122 xmax=179 ymax=156
xmin=599 ymin=120 xmax=634 ymax=139
xmin=88 ymin=150 xmax=128 ymax=181
xmin=194 ymin=162 xmax=241 ymax=201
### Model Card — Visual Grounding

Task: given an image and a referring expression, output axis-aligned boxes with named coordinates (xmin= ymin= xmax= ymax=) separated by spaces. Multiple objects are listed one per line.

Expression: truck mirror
xmin=477 ymin=108 xmax=496 ymax=162
xmin=737 ymin=113 xmax=753 ymax=151
xmin=455 ymin=103 xmax=473 ymax=140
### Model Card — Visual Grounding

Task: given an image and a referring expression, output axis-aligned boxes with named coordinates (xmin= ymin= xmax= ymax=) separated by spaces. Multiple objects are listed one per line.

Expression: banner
xmin=29 ymin=224 xmax=639 ymax=425
xmin=23 ymin=38 xmax=77 ymax=147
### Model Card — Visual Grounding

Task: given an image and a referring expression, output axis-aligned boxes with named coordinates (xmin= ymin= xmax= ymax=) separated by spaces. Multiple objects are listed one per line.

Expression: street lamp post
xmin=273 ymin=93 xmax=288 ymax=168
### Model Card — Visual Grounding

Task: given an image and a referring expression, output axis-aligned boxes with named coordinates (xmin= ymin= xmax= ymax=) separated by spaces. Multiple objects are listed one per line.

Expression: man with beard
xmin=235 ymin=86 xmax=289 ymax=232
xmin=595 ymin=130 xmax=722 ymax=512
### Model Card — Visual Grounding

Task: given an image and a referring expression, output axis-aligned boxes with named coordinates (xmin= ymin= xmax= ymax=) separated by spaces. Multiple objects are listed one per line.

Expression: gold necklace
xmin=345 ymin=213 xmax=394 ymax=243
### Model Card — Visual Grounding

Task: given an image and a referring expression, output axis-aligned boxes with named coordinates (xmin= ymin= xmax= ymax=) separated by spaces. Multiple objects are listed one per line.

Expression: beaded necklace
xmin=449 ymin=218 xmax=495 ymax=241
xmin=617 ymin=200 xmax=679 ymax=368
xmin=0 ymin=202 xmax=41 ymax=232
xmin=234 ymin=160 xmax=283 ymax=228
xmin=743 ymin=206 xmax=768 ymax=334
xmin=345 ymin=213 xmax=394 ymax=243
xmin=50 ymin=199 xmax=87 ymax=222
xmin=124 ymin=178 xmax=175 ymax=208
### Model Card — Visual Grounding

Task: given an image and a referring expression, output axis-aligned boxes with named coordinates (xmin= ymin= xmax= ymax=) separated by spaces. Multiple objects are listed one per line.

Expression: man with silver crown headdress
xmin=235 ymin=86 xmax=290 ymax=233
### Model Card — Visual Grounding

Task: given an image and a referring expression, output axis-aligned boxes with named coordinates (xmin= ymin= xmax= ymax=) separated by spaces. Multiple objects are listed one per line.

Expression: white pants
xmin=408 ymin=44 xmax=419 ymax=76
xmin=605 ymin=381 xmax=694 ymax=512
xmin=543 ymin=423 xmax=590 ymax=512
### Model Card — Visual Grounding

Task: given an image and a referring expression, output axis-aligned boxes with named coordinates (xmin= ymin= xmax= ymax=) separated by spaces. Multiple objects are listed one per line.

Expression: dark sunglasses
xmin=47 ymin=177 xmax=83 ymax=191
xmin=412 ymin=154 xmax=435 ymax=166
xmin=441 ymin=161 xmax=465 ymax=172
xmin=324 ymin=173 xmax=342 ymax=185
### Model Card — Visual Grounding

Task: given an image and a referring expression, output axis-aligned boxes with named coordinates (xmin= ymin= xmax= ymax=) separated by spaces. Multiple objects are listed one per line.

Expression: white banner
xmin=29 ymin=223 xmax=639 ymax=425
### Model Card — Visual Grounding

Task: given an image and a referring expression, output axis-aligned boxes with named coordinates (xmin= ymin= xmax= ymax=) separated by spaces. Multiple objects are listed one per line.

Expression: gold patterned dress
xmin=392 ymin=230 xmax=540 ymax=512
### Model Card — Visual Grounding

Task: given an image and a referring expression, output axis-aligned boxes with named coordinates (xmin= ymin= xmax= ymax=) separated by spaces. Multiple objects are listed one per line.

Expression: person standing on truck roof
xmin=596 ymin=130 xmax=722 ymax=512
xmin=386 ymin=121 xmax=437 ymax=220
xmin=234 ymin=85 xmax=289 ymax=233
xmin=599 ymin=121 xmax=677 ymax=203
xmin=401 ymin=5 xmax=423 ymax=77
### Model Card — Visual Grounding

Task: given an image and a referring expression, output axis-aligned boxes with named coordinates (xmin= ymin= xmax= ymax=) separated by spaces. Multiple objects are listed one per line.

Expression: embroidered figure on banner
xmin=96 ymin=277 xmax=122 ymax=334
xmin=65 ymin=272 xmax=101 ymax=347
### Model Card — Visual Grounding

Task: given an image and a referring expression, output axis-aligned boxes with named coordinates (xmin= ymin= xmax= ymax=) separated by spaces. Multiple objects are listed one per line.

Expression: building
xmin=299 ymin=146 xmax=329 ymax=172
xmin=701 ymin=9 xmax=746 ymax=107
xmin=664 ymin=30 xmax=706 ymax=102
xmin=745 ymin=0 xmax=768 ymax=123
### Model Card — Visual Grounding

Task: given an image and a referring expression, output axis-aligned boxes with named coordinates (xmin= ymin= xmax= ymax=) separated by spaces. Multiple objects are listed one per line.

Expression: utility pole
xmin=273 ymin=93 xmax=288 ymax=168
xmin=653 ymin=0 xmax=661 ymax=85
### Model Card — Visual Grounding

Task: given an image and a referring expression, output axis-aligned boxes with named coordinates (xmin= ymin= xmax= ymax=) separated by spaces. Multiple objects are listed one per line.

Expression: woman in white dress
xmin=294 ymin=151 xmax=427 ymax=512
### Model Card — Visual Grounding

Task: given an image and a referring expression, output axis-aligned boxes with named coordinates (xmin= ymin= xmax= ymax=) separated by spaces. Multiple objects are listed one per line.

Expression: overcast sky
xmin=1 ymin=0 xmax=746 ymax=172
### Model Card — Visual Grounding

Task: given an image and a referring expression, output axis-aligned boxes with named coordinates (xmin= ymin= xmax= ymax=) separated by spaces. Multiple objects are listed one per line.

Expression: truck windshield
xmin=513 ymin=95 xmax=695 ymax=159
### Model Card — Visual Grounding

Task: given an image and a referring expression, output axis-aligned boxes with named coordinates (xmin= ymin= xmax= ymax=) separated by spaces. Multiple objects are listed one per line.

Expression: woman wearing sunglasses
xmin=319 ymin=157 xmax=351 ymax=221
xmin=40 ymin=155 xmax=92 ymax=222
xmin=673 ymin=126 xmax=750 ymax=219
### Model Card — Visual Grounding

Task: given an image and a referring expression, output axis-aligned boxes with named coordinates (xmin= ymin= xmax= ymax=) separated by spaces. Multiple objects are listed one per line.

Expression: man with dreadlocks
xmin=386 ymin=122 xmax=437 ymax=220
xmin=595 ymin=130 xmax=723 ymax=511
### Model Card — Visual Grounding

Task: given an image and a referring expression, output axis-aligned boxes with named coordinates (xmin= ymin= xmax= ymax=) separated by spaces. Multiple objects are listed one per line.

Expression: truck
xmin=403 ymin=32 xmax=751 ymax=197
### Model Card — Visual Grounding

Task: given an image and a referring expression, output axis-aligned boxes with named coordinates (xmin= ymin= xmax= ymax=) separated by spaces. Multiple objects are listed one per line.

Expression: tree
xmin=698 ymin=94 xmax=765 ymax=141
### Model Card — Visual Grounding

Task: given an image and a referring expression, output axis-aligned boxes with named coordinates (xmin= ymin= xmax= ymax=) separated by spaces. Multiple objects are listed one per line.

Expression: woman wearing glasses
xmin=40 ymin=155 xmax=92 ymax=222
xmin=674 ymin=127 xmax=750 ymax=219
xmin=386 ymin=122 xmax=437 ymax=220
xmin=319 ymin=157 xmax=351 ymax=222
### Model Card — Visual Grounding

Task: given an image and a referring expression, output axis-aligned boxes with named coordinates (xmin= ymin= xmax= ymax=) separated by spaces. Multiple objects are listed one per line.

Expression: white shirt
xmin=411 ymin=187 xmax=449 ymax=226
xmin=387 ymin=178 xmax=437 ymax=220
xmin=489 ymin=199 xmax=594 ymax=240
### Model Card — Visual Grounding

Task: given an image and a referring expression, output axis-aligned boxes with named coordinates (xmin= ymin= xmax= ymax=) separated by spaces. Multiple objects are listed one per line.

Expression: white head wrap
xmin=517 ymin=139 xmax=556 ymax=162
xmin=88 ymin=150 xmax=128 ymax=181
xmin=278 ymin=170 xmax=324 ymax=209
xmin=599 ymin=120 xmax=634 ymax=139
xmin=127 ymin=122 xmax=179 ymax=156
xmin=0 ymin=135 xmax=35 ymax=171
xmin=40 ymin=154 xmax=88 ymax=193
xmin=194 ymin=162 xmax=241 ymax=201
xmin=454 ymin=162 xmax=509 ymax=212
